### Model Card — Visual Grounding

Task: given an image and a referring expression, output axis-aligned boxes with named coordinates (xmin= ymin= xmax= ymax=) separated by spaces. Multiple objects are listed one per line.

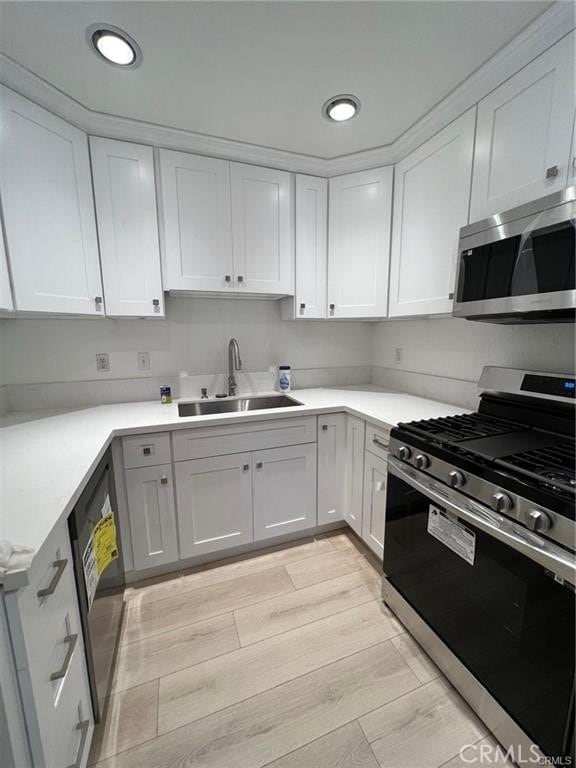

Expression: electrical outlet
xmin=96 ymin=353 xmax=110 ymax=372
xmin=395 ymin=347 xmax=403 ymax=365
xmin=137 ymin=352 xmax=150 ymax=371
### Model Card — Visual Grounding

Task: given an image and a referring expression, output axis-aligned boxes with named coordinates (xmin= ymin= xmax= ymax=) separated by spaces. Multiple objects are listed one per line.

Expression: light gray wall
xmin=371 ymin=317 xmax=576 ymax=408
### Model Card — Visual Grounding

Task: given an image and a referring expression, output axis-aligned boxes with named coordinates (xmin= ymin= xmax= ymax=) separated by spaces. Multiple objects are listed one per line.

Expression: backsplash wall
xmin=371 ymin=317 xmax=576 ymax=409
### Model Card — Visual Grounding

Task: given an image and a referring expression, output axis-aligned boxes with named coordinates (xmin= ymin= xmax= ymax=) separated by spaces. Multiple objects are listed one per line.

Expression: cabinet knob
xmin=546 ymin=165 xmax=559 ymax=179
xmin=329 ymin=303 xmax=335 ymax=316
xmin=237 ymin=275 xmax=244 ymax=284
xmin=256 ymin=461 xmax=263 ymax=469
xmin=322 ymin=424 xmax=329 ymax=431
xmin=95 ymin=296 xmax=103 ymax=310
xmin=243 ymin=464 xmax=250 ymax=471
xmin=142 ymin=447 xmax=152 ymax=456
xmin=152 ymin=298 xmax=160 ymax=307
xmin=299 ymin=302 xmax=305 ymax=315
xmin=225 ymin=275 xmax=231 ymax=283
xmin=160 ymin=476 xmax=168 ymax=485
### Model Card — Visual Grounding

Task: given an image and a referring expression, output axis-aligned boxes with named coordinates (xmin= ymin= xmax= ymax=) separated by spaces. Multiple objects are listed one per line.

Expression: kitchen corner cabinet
xmin=90 ymin=138 xmax=164 ymax=318
xmin=282 ymin=174 xmax=328 ymax=319
xmin=230 ymin=162 xmax=293 ymax=295
xmin=344 ymin=416 xmax=365 ymax=536
xmin=125 ymin=465 xmax=179 ymax=571
xmin=327 ymin=167 xmax=392 ymax=318
xmin=0 ymin=85 xmax=103 ymax=315
xmin=362 ymin=451 xmax=387 ymax=559
xmin=253 ymin=443 xmax=317 ymax=540
xmin=388 ymin=108 xmax=475 ymax=317
xmin=159 ymin=150 xmax=234 ymax=293
xmin=0 ymin=220 xmax=13 ymax=311
xmin=471 ymin=31 xmax=576 ymax=221
xmin=317 ymin=413 xmax=346 ymax=525
xmin=175 ymin=453 xmax=254 ymax=558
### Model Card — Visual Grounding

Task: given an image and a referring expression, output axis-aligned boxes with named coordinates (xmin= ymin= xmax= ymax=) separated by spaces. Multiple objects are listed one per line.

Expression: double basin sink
xmin=178 ymin=394 xmax=302 ymax=417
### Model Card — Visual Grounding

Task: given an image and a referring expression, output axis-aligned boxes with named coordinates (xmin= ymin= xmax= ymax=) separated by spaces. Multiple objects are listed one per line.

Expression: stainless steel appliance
xmin=68 ymin=449 xmax=125 ymax=722
xmin=453 ymin=188 xmax=575 ymax=323
xmin=383 ymin=367 xmax=575 ymax=763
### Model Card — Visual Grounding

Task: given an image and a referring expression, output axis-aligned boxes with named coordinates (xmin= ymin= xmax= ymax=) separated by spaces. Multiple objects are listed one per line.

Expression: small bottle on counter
xmin=278 ymin=365 xmax=292 ymax=392
xmin=160 ymin=386 xmax=172 ymax=404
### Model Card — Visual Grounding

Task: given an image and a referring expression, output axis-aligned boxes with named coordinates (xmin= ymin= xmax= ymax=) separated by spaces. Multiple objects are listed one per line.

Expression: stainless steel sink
xmin=178 ymin=394 xmax=302 ymax=417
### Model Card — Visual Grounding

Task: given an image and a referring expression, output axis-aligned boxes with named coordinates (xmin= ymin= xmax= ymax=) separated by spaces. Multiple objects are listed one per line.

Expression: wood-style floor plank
xmin=121 ymin=566 xmax=294 ymax=645
xmin=390 ymin=633 xmax=440 ymax=684
xmin=93 ymin=641 xmax=421 ymax=768
xmin=286 ymin=549 xmax=367 ymax=589
xmin=234 ymin=570 xmax=380 ymax=646
xmin=88 ymin=680 xmax=159 ymax=765
xmin=440 ymin=736 xmax=515 ymax=767
xmin=158 ymin=600 xmax=404 ymax=733
xmin=360 ymin=678 xmax=486 ymax=768
xmin=110 ymin=613 xmax=239 ymax=694
xmin=124 ymin=537 xmax=336 ymax=609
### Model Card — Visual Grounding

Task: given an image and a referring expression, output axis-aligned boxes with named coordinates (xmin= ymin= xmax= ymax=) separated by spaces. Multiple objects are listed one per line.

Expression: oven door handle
xmin=388 ymin=457 xmax=576 ymax=586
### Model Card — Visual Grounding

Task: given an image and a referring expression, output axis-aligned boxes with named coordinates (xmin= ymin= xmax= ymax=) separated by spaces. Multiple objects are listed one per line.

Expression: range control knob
xmin=415 ymin=454 xmax=430 ymax=470
xmin=448 ymin=470 xmax=465 ymax=488
xmin=397 ymin=446 xmax=412 ymax=461
xmin=526 ymin=509 xmax=552 ymax=532
xmin=491 ymin=492 xmax=513 ymax=513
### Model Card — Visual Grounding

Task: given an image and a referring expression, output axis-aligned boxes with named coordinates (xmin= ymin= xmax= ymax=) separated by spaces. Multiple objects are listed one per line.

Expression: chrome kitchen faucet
xmin=228 ymin=338 xmax=242 ymax=396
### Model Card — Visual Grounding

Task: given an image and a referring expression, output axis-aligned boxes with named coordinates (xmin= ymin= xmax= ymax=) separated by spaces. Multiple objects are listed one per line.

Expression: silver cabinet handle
xmin=372 ymin=436 xmax=389 ymax=450
xmin=152 ymin=298 xmax=160 ymax=307
xmin=66 ymin=719 xmax=90 ymax=768
xmin=299 ymin=303 xmax=306 ymax=315
xmin=329 ymin=303 xmax=335 ymax=316
xmin=142 ymin=446 xmax=152 ymax=455
xmin=237 ymin=275 xmax=244 ymax=283
xmin=546 ymin=165 xmax=559 ymax=179
xmin=256 ymin=462 xmax=263 ymax=469
xmin=160 ymin=476 xmax=168 ymax=485
xmin=94 ymin=296 xmax=103 ymax=311
xmin=37 ymin=558 xmax=68 ymax=599
xmin=225 ymin=275 xmax=231 ymax=282
xmin=321 ymin=424 xmax=329 ymax=431
xmin=243 ymin=464 xmax=250 ymax=471
xmin=51 ymin=633 xmax=78 ymax=681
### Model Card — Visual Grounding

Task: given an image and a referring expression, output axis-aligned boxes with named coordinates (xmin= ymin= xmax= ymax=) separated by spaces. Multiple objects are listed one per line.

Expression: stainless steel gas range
xmin=382 ymin=367 xmax=575 ymax=765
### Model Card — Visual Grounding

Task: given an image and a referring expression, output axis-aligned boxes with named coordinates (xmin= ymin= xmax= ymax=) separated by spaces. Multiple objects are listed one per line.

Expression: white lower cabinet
xmin=253 ymin=444 xmax=317 ymax=541
xmin=317 ymin=414 xmax=346 ymax=525
xmin=344 ymin=416 xmax=365 ymax=536
xmin=175 ymin=453 xmax=254 ymax=558
xmin=362 ymin=451 xmax=388 ymax=559
xmin=125 ymin=464 xmax=179 ymax=571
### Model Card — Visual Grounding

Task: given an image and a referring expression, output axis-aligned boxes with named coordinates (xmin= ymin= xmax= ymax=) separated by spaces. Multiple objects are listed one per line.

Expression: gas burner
xmin=538 ymin=467 xmax=576 ymax=493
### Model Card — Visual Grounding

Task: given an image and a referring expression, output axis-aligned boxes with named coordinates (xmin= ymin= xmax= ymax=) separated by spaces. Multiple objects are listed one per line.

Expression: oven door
xmin=383 ymin=458 xmax=575 ymax=761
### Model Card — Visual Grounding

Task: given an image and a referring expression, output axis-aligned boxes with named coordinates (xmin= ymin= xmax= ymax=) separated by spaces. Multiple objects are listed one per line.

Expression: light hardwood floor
xmin=89 ymin=531 xmax=512 ymax=768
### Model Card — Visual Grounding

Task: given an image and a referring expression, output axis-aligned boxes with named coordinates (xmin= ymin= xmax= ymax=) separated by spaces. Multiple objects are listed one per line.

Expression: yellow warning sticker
xmin=93 ymin=513 xmax=118 ymax=577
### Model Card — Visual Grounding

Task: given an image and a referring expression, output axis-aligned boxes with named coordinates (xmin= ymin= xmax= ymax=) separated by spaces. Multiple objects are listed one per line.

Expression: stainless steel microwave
xmin=452 ymin=187 xmax=575 ymax=323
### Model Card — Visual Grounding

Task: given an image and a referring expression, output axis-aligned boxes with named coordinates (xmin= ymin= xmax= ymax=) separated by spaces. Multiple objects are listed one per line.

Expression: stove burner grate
xmin=398 ymin=413 xmax=520 ymax=445
xmin=497 ymin=442 xmax=576 ymax=498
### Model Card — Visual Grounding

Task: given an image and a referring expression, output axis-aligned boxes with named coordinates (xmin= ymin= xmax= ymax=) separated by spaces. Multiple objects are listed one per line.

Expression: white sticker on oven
xmin=427 ymin=505 xmax=475 ymax=565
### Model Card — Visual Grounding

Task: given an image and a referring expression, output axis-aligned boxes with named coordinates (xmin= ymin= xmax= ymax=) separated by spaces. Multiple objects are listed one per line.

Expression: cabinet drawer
xmin=123 ymin=432 xmax=172 ymax=468
xmin=365 ymin=422 xmax=391 ymax=459
xmin=173 ymin=417 xmax=317 ymax=461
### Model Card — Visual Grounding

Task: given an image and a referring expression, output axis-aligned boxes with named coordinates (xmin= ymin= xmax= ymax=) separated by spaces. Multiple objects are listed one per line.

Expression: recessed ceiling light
xmin=322 ymin=94 xmax=361 ymax=122
xmin=86 ymin=23 xmax=142 ymax=68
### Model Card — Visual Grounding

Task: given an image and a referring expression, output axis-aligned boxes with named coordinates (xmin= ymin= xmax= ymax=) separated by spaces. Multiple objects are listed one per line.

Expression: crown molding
xmin=0 ymin=2 xmax=573 ymax=178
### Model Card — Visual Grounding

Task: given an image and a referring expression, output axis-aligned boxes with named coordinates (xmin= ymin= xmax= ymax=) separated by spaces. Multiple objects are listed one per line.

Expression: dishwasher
xmin=68 ymin=448 xmax=125 ymax=723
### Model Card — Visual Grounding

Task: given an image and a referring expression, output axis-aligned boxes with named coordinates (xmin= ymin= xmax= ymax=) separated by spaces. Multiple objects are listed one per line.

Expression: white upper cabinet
xmin=471 ymin=32 xmax=576 ymax=221
xmin=0 ymin=86 xmax=103 ymax=315
xmin=230 ymin=162 xmax=293 ymax=295
xmin=328 ymin=167 xmax=392 ymax=318
xmin=294 ymin=174 xmax=327 ymax=318
xmin=0 ymin=219 xmax=13 ymax=311
xmin=388 ymin=108 xmax=476 ymax=317
xmin=90 ymin=138 xmax=164 ymax=317
xmin=159 ymin=150 xmax=234 ymax=293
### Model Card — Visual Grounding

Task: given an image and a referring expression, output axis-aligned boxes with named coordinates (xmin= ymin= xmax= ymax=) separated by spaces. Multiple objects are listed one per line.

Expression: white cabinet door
xmin=0 ymin=86 xmax=103 ymax=315
xmin=294 ymin=174 xmax=327 ymax=318
xmin=362 ymin=451 xmax=387 ymax=559
xmin=317 ymin=413 xmax=346 ymax=525
xmin=175 ymin=453 xmax=253 ymax=558
xmin=90 ymin=138 xmax=164 ymax=318
xmin=159 ymin=150 xmax=234 ymax=292
xmin=125 ymin=464 xmax=179 ymax=571
xmin=471 ymin=32 xmax=576 ymax=221
xmin=253 ymin=444 xmax=317 ymax=541
xmin=0 ymin=219 xmax=13 ymax=311
xmin=344 ymin=416 xmax=365 ymax=536
xmin=230 ymin=162 xmax=293 ymax=295
xmin=328 ymin=167 xmax=392 ymax=318
xmin=388 ymin=108 xmax=475 ymax=317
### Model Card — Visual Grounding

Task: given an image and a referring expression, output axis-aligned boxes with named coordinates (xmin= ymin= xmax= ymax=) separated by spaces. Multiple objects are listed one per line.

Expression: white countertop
xmin=0 ymin=386 xmax=467 ymax=584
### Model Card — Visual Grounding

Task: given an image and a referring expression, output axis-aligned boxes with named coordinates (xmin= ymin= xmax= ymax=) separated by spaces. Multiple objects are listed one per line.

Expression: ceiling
xmin=0 ymin=1 xmax=551 ymax=158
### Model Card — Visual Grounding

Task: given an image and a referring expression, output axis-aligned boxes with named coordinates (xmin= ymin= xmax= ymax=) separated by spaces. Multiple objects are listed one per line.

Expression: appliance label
xmin=81 ymin=497 xmax=118 ymax=609
xmin=427 ymin=505 xmax=475 ymax=565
